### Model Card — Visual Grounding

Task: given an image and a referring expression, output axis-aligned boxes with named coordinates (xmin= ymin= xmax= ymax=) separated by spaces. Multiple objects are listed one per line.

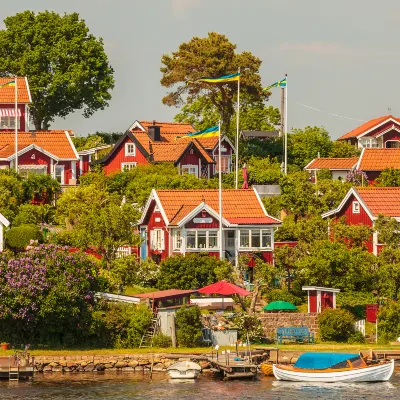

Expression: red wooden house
xmin=138 ymin=188 xmax=281 ymax=264
xmin=302 ymin=286 xmax=340 ymax=313
xmin=0 ymin=130 xmax=79 ymax=185
xmin=322 ymin=187 xmax=400 ymax=255
xmin=0 ymin=77 xmax=32 ymax=132
xmin=97 ymin=121 xmax=235 ymax=178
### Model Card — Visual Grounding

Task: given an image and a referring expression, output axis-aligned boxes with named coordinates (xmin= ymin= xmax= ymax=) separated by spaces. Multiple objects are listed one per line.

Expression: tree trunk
xmin=249 ymin=285 xmax=260 ymax=314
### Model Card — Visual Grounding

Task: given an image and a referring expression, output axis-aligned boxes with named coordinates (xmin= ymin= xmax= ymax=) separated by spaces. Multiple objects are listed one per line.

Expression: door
xmin=55 ymin=165 xmax=65 ymax=184
xmin=140 ymin=226 xmax=147 ymax=260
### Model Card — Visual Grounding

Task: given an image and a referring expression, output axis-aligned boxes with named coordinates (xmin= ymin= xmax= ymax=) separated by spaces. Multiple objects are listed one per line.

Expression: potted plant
xmin=1 ymin=343 xmax=9 ymax=351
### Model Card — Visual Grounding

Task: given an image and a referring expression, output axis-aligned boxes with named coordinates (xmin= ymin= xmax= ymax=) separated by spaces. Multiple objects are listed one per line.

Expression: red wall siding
xmin=103 ymin=136 xmax=148 ymax=175
xmin=309 ymin=290 xmax=317 ymax=313
xmin=336 ymin=195 xmax=373 ymax=226
xmin=58 ymin=161 xmax=72 ymax=184
xmin=383 ymin=130 xmax=400 ymax=144
xmin=321 ymin=291 xmax=333 ymax=310
xmin=78 ymin=155 xmax=90 ymax=178
xmin=180 ymin=150 xmax=201 ymax=167
xmin=145 ymin=201 xmax=169 ymax=261
xmin=18 ymin=149 xmax=51 ymax=173
xmin=0 ymin=104 xmax=27 ymax=131
xmin=185 ymin=211 xmax=219 ymax=229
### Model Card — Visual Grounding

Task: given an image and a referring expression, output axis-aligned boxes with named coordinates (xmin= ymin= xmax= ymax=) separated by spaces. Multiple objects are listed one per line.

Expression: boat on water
xmin=273 ymin=352 xmax=394 ymax=382
xmin=167 ymin=361 xmax=202 ymax=379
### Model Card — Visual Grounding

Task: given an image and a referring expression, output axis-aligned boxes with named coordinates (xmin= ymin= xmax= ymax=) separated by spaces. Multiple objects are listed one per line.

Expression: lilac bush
xmin=346 ymin=169 xmax=368 ymax=186
xmin=0 ymin=244 xmax=98 ymax=346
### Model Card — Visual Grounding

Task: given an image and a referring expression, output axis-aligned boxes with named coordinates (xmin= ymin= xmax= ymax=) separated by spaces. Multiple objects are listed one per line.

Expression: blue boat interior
xmin=294 ymin=353 xmax=361 ymax=370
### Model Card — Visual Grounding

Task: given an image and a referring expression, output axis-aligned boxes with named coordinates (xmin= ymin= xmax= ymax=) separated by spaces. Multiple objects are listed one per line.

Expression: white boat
xmin=273 ymin=352 xmax=394 ymax=382
xmin=167 ymin=361 xmax=202 ymax=379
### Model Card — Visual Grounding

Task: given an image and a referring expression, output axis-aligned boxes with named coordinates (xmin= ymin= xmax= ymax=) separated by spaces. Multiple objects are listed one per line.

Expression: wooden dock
xmin=0 ymin=356 xmax=34 ymax=380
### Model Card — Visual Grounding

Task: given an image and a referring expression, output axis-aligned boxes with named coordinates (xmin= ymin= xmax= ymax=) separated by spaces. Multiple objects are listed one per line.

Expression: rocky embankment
xmin=33 ymin=354 xmax=211 ymax=373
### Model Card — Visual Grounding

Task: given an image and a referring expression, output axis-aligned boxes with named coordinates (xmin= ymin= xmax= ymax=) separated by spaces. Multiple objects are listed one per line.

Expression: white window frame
xmin=0 ymin=116 xmax=20 ymax=129
xmin=239 ymin=229 xmax=272 ymax=249
xmin=18 ymin=165 xmax=47 ymax=179
xmin=173 ymin=230 xmax=182 ymax=251
xmin=352 ymin=201 xmax=360 ymax=214
xmin=121 ymin=162 xmax=137 ymax=172
xmin=215 ymin=156 xmax=231 ymax=173
xmin=125 ymin=142 xmax=136 ymax=156
xmin=55 ymin=165 xmax=65 ymax=184
xmin=181 ymin=165 xmax=198 ymax=176
xmin=359 ymin=137 xmax=378 ymax=148
xmin=185 ymin=229 xmax=219 ymax=250
xmin=151 ymin=228 xmax=164 ymax=251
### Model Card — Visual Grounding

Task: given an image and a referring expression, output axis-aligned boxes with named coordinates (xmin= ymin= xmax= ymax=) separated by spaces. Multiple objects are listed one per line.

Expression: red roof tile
xmin=0 ymin=131 xmax=78 ymax=160
xmin=305 ymin=157 xmax=359 ymax=170
xmin=356 ymin=187 xmax=400 ymax=217
xmin=134 ymin=289 xmax=198 ymax=299
xmin=138 ymin=121 xmax=195 ymax=135
xmin=358 ymin=149 xmax=400 ymax=171
xmin=156 ymin=189 xmax=281 ymax=225
xmin=150 ymin=141 xmax=214 ymax=163
xmin=338 ymin=115 xmax=400 ymax=140
xmin=0 ymin=77 xmax=31 ymax=103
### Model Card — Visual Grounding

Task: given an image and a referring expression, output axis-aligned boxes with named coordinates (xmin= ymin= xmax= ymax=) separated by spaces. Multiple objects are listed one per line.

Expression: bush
xmin=175 ymin=306 xmax=203 ymax=347
xmin=6 ymin=224 xmax=42 ymax=251
xmin=347 ymin=331 xmax=366 ymax=344
xmin=336 ymin=291 xmax=377 ymax=320
xmin=22 ymin=174 xmax=60 ymax=203
xmin=318 ymin=308 xmax=355 ymax=342
xmin=262 ymin=289 xmax=303 ymax=306
xmin=13 ymin=204 xmax=55 ymax=226
xmin=377 ymin=301 xmax=400 ymax=343
xmin=234 ymin=312 xmax=264 ymax=341
xmin=152 ymin=333 xmax=172 ymax=348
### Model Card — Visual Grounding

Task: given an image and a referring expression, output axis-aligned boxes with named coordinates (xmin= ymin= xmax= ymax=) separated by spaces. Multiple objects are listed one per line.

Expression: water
xmin=0 ymin=372 xmax=399 ymax=400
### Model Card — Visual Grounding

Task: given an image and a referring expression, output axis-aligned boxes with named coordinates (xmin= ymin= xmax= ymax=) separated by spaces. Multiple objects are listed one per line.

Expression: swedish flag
xmin=263 ymin=77 xmax=286 ymax=91
xmin=177 ymin=125 xmax=220 ymax=139
xmin=187 ymin=73 xmax=240 ymax=85
xmin=0 ymin=80 xmax=15 ymax=88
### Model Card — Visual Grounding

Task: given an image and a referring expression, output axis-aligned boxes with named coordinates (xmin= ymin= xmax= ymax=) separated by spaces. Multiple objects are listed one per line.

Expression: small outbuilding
xmin=302 ymin=286 xmax=340 ymax=313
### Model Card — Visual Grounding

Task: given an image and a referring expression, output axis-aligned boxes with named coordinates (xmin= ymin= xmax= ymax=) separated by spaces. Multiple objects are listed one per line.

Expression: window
xmin=386 ymin=140 xmax=400 ymax=148
xmin=151 ymin=229 xmax=164 ymax=250
xmin=181 ymin=165 xmax=198 ymax=176
xmin=55 ymin=165 xmax=64 ymax=184
xmin=125 ymin=143 xmax=136 ymax=156
xmin=18 ymin=165 xmax=47 ymax=179
xmin=215 ymin=156 xmax=230 ymax=173
xmin=225 ymin=231 xmax=235 ymax=248
xmin=185 ymin=230 xmax=219 ymax=250
xmin=121 ymin=162 xmax=137 ymax=172
xmin=239 ymin=229 xmax=272 ymax=249
xmin=173 ymin=230 xmax=182 ymax=251
xmin=359 ymin=137 xmax=378 ymax=148
xmin=352 ymin=201 xmax=360 ymax=214
xmin=0 ymin=116 xmax=20 ymax=129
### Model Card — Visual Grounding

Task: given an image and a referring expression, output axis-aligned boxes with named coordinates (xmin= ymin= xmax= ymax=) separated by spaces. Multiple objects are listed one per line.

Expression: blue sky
xmin=2 ymin=0 xmax=400 ymax=138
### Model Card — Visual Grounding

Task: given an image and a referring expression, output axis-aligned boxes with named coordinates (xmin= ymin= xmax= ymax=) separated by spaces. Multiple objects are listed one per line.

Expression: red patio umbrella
xmin=198 ymin=280 xmax=251 ymax=296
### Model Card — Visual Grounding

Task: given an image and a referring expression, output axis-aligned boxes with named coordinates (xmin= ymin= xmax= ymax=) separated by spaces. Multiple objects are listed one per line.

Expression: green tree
xmin=377 ymin=301 xmax=400 ymax=343
xmin=289 ymin=126 xmax=332 ymax=168
xmin=0 ymin=171 xmax=23 ymax=221
xmin=374 ymin=215 xmax=400 ymax=246
xmin=157 ymin=253 xmax=232 ymax=290
xmin=0 ymin=11 xmax=114 ymax=129
xmin=22 ymin=174 xmax=60 ymax=203
xmin=330 ymin=217 xmax=373 ymax=250
xmin=375 ymin=168 xmax=400 ymax=187
xmin=318 ymin=308 xmax=355 ymax=342
xmin=175 ymin=306 xmax=203 ymax=347
xmin=378 ymin=247 xmax=400 ymax=300
xmin=328 ymin=141 xmax=361 ymax=158
xmin=160 ymin=32 xmax=266 ymax=133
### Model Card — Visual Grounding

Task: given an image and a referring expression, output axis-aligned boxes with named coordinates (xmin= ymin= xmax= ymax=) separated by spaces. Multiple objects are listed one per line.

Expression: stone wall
xmin=258 ymin=313 xmax=319 ymax=338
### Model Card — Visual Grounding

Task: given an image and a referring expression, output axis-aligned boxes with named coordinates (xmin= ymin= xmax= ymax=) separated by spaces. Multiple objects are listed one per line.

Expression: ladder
xmin=139 ymin=314 xmax=160 ymax=348
xmin=9 ymin=366 xmax=19 ymax=381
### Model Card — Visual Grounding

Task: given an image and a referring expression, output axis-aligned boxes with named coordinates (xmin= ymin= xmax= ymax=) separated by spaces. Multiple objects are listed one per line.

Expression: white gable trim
xmin=65 ymin=131 xmax=80 ymax=159
xmin=304 ymin=158 xmax=317 ymax=170
xmin=5 ymin=144 xmax=59 ymax=161
xmin=355 ymin=147 xmax=365 ymax=170
xmin=128 ymin=120 xmax=146 ymax=132
xmin=0 ymin=213 xmax=10 ymax=227
xmin=374 ymin=125 xmax=400 ymax=139
xmin=138 ymin=189 xmax=170 ymax=226
xmin=176 ymin=202 xmax=231 ymax=228
xmin=211 ymin=135 xmax=236 ymax=154
xmin=321 ymin=187 xmax=375 ymax=221
xmin=356 ymin=117 xmax=399 ymax=139
xmin=25 ymin=76 xmax=32 ymax=103
xmin=253 ymin=187 xmax=282 ymax=224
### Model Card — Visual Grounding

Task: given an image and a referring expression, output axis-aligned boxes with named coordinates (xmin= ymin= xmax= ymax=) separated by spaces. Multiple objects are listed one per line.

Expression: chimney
xmin=148 ymin=122 xmax=161 ymax=142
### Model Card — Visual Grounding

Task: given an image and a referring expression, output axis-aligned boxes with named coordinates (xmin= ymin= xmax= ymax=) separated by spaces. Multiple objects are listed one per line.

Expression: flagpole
xmin=284 ymin=74 xmax=288 ymax=175
xmin=15 ymin=76 xmax=18 ymax=172
xmin=218 ymin=120 xmax=223 ymax=260
xmin=235 ymin=67 xmax=240 ymax=189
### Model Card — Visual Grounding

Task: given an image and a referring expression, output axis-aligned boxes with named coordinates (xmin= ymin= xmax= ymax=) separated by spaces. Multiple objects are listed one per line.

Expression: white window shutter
xmin=161 ymin=230 xmax=165 ymax=250
xmin=150 ymin=230 xmax=154 ymax=250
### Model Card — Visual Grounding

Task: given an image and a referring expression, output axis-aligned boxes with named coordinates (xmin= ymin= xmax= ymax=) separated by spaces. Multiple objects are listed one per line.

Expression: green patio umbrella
xmin=263 ymin=301 xmax=297 ymax=311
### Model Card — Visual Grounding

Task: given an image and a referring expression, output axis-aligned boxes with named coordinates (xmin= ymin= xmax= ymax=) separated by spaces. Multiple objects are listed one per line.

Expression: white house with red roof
xmin=322 ymin=187 xmax=400 ymax=254
xmin=96 ymin=121 xmax=235 ymax=178
xmin=0 ymin=77 xmax=32 ymax=131
xmin=0 ymin=130 xmax=79 ymax=185
xmin=338 ymin=115 xmax=400 ymax=148
xmin=138 ymin=188 xmax=281 ymax=264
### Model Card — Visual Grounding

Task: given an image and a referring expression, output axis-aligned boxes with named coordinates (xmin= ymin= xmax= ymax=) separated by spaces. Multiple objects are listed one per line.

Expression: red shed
xmin=302 ymin=286 xmax=340 ymax=313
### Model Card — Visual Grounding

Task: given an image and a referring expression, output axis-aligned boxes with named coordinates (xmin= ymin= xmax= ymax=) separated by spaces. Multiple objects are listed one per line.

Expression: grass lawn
xmin=256 ymin=342 xmax=399 ymax=351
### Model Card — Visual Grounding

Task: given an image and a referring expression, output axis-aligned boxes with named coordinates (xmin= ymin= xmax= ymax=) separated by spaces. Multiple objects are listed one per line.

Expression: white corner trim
xmin=355 ymin=147 xmax=365 ymax=170
xmin=253 ymin=187 xmax=282 ymax=223
xmin=0 ymin=213 xmax=10 ymax=227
